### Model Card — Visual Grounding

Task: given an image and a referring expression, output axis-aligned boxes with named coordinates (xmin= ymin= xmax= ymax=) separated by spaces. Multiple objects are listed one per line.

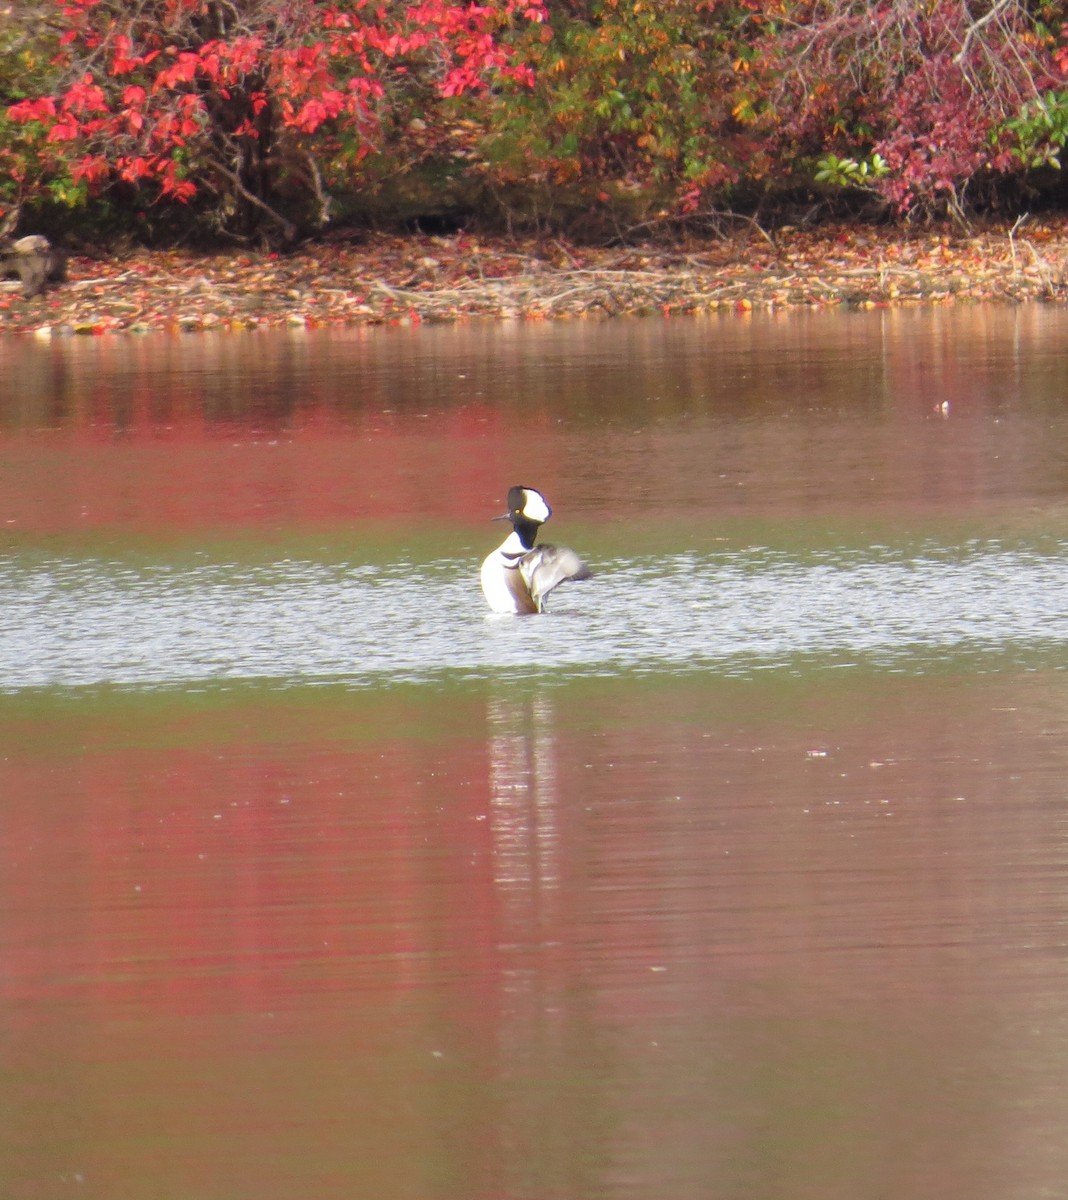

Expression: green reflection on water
xmin=0 ymin=659 xmax=1051 ymax=756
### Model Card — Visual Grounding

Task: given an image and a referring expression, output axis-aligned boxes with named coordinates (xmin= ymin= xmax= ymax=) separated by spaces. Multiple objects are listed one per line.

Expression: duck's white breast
xmin=480 ymin=551 xmax=535 ymax=614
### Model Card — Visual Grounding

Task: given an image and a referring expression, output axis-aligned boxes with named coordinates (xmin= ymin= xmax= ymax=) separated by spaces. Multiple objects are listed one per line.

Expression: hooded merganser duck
xmin=480 ymin=485 xmax=591 ymax=614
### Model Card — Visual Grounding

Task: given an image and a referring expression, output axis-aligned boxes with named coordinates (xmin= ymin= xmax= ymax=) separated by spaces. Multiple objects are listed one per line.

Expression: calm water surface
xmin=4 ymin=307 xmax=1068 ymax=1199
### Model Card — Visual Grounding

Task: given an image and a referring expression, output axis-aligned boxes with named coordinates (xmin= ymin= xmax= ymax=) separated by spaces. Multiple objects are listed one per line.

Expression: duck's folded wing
xmin=520 ymin=543 xmax=592 ymax=611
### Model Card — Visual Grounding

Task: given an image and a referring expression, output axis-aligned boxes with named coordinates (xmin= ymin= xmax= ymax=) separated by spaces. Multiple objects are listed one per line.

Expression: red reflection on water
xmin=0 ymin=331 xmax=581 ymax=534
xmin=0 ymin=411 xmax=522 ymax=535
xmin=0 ymin=735 xmax=503 ymax=1020
xmin=6 ymin=677 xmax=1067 ymax=1026
xmin=4 ymin=678 xmax=1068 ymax=1200
xmin=9 ymin=310 xmax=1068 ymax=543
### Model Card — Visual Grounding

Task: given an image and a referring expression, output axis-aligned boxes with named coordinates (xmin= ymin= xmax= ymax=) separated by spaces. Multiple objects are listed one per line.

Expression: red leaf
xmin=47 ymin=120 xmax=81 ymax=142
xmin=7 ymin=96 xmax=57 ymax=123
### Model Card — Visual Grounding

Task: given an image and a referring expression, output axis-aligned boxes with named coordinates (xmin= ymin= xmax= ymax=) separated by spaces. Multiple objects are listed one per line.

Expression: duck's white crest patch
xmin=520 ymin=488 xmax=551 ymax=523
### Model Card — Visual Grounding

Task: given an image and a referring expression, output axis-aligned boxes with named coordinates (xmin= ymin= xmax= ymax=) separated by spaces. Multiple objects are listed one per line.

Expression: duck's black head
xmin=495 ymin=485 xmax=552 ymax=550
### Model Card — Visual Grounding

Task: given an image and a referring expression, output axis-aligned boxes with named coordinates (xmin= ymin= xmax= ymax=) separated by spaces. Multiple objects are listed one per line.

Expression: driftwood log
xmin=1 ymin=234 xmax=68 ymax=298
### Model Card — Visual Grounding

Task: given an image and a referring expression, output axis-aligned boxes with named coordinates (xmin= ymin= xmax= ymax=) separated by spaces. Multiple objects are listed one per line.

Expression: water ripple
xmin=3 ymin=541 xmax=1068 ymax=692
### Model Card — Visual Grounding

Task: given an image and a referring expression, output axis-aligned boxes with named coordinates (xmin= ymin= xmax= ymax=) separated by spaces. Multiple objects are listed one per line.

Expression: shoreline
xmin=3 ymin=219 xmax=1068 ymax=336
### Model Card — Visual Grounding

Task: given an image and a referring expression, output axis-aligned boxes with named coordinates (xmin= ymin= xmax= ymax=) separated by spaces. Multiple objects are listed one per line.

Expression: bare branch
xmin=206 ymin=154 xmax=298 ymax=242
xmin=954 ymin=0 xmax=1017 ymax=66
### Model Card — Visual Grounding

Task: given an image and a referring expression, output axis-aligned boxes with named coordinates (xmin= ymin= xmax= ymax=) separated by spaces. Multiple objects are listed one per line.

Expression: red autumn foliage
xmin=5 ymin=0 xmax=546 ymax=238
xmin=3 ymin=1 xmax=1068 ymax=241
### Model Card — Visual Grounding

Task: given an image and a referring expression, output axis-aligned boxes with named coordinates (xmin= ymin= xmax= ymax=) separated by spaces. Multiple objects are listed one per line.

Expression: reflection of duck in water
xmin=480 ymin=486 xmax=591 ymax=614
xmin=486 ymin=692 xmax=561 ymax=896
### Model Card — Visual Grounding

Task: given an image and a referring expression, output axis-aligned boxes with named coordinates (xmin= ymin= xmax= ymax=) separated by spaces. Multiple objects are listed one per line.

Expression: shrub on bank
xmin=3 ymin=0 xmax=1068 ymax=245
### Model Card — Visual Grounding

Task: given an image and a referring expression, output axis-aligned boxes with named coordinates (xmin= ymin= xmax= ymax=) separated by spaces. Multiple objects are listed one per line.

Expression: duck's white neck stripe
xmin=497 ymin=531 xmax=529 ymax=556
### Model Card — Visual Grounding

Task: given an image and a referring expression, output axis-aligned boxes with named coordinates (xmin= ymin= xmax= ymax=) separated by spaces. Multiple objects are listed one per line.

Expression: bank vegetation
xmin=4 ymin=0 xmax=1068 ymax=252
